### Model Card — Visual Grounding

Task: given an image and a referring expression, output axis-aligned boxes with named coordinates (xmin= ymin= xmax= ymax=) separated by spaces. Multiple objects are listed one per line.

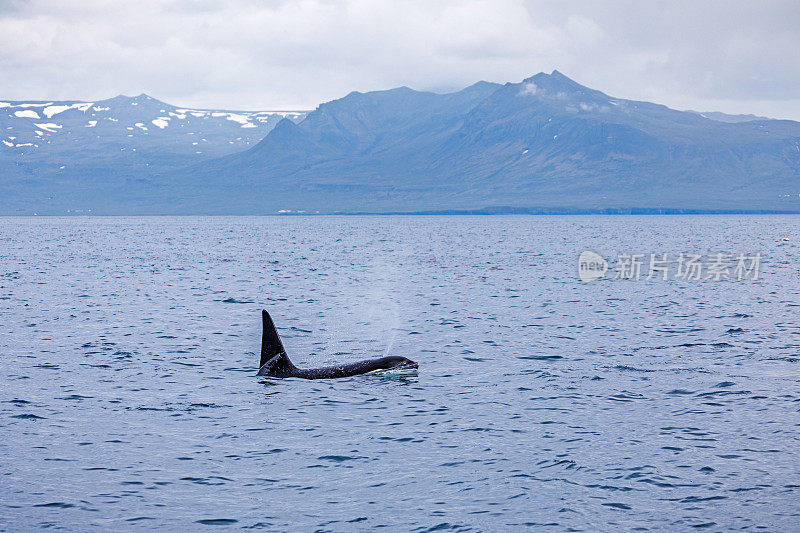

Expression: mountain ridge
xmin=150 ymin=70 xmax=800 ymax=214
xmin=2 ymin=72 xmax=799 ymax=214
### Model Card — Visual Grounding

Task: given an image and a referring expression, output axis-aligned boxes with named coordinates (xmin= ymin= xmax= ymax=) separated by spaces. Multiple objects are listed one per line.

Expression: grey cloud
xmin=0 ymin=0 xmax=798 ymax=120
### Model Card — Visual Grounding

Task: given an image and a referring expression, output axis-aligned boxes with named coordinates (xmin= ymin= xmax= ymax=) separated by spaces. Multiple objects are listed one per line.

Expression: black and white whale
xmin=256 ymin=310 xmax=418 ymax=379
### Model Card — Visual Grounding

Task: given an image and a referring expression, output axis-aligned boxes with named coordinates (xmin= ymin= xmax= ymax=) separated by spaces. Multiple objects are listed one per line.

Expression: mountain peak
xmin=518 ymin=70 xmax=606 ymax=101
xmin=99 ymin=93 xmax=171 ymax=109
xmin=108 ymin=93 xmax=150 ymax=100
xmin=462 ymin=80 xmax=501 ymax=92
xmin=524 ymin=70 xmax=580 ymax=87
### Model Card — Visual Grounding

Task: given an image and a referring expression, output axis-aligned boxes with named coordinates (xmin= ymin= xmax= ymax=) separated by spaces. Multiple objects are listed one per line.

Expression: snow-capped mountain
xmin=0 ymin=94 xmax=306 ymax=191
xmin=0 ymin=93 xmax=307 ymax=213
xmin=0 ymin=94 xmax=305 ymax=154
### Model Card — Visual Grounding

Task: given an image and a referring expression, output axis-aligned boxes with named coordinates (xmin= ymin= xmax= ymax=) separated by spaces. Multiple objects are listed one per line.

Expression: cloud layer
xmin=1 ymin=0 xmax=799 ymax=119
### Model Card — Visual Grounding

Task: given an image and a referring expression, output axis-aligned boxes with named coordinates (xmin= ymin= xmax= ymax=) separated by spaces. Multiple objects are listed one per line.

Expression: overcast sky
xmin=1 ymin=0 xmax=799 ymax=119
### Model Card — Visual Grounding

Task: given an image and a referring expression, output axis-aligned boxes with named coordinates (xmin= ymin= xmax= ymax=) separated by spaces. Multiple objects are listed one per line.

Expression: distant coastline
xmin=6 ymin=207 xmax=800 ymax=217
xmin=345 ymin=206 xmax=800 ymax=216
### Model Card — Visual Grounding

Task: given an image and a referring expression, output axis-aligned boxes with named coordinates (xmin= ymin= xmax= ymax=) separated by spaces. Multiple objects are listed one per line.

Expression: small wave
xmin=601 ymin=502 xmax=632 ymax=510
xmin=613 ymin=365 xmax=655 ymax=372
xmin=317 ymin=455 xmax=363 ymax=462
xmin=33 ymin=502 xmax=74 ymax=508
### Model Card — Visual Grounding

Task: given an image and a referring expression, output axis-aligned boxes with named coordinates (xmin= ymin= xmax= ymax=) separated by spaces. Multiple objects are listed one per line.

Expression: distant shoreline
xmin=4 ymin=208 xmax=800 ymax=217
xmin=352 ymin=207 xmax=800 ymax=216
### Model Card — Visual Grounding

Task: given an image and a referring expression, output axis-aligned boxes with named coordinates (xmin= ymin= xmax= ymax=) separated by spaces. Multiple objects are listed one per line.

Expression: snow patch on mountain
xmin=14 ymin=110 xmax=40 ymax=119
xmin=43 ymin=105 xmax=72 ymax=118
xmin=224 ymin=113 xmax=249 ymax=125
xmin=34 ymin=123 xmax=62 ymax=132
xmin=43 ymin=103 xmax=94 ymax=118
xmin=0 ymin=94 xmax=310 ymax=173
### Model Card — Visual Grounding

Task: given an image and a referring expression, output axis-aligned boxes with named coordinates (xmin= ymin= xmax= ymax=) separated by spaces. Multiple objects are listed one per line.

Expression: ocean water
xmin=1 ymin=215 xmax=799 ymax=532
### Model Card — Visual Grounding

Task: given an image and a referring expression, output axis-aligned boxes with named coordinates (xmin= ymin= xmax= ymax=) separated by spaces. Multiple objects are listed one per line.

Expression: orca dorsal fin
xmin=257 ymin=310 xmax=300 ymax=377
xmin=260 ymin=309 xmax=287 ymax=368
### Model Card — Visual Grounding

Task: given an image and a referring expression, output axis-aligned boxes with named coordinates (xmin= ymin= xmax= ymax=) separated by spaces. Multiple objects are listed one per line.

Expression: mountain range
xmin=2 ymin=72 xmax=799 ymax=214
xmin=0 ymin=94 xmax=305 ymax=213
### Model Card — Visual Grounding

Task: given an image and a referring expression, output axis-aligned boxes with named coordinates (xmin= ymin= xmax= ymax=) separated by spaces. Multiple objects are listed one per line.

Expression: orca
xmin=256 ymin=310 xmax=418 ymax=379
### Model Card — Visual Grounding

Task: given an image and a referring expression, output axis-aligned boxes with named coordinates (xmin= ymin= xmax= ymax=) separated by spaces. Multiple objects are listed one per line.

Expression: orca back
xmin=256 ymin=309 xmax=417 ymax=379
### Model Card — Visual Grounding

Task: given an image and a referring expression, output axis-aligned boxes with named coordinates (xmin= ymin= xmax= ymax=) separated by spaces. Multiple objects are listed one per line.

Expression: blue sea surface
xmin=1 ymin=215 xmax=799 ymax=531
